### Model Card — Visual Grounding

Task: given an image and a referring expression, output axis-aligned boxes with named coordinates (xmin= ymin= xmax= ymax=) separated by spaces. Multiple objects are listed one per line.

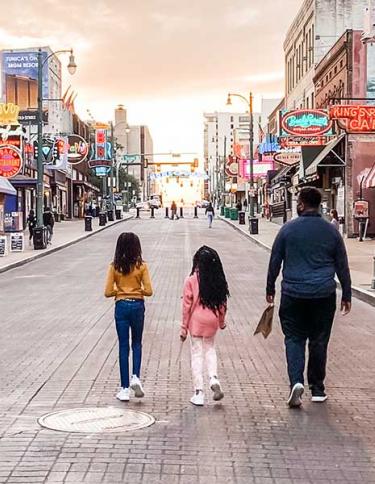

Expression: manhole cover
xmin=38 ymin=407 xmax=155 ymax=433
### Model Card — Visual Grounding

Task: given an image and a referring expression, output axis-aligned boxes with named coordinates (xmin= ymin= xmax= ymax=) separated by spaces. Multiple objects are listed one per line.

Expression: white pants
xmin=190 ymin=336 xmax=218 ymax=390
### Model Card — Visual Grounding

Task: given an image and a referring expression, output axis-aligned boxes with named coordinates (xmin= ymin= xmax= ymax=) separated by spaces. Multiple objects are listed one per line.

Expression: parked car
xmin=196 ymin=200 xmax=210 ymax=208
xmin=136 ymin=201 xmax=150 ymax=210
xmin=149 ymin=198 xmax=161 ymax=208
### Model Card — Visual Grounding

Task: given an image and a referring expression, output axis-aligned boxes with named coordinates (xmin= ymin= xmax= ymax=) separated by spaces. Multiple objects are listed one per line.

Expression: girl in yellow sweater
xmin=105 ymin=232 xmax=153 ymax=401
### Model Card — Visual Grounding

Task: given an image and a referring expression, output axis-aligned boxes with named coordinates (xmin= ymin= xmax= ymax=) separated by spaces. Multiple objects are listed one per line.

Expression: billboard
xmin=1 ymin=50 xmax=49 ymax=106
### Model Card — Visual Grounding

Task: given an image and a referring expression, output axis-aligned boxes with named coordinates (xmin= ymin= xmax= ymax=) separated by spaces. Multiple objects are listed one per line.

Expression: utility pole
xmin=249 ymin=92 xmax=255 ymax=218
xmin=110 ymin=122 xmax=115 ymax=210
xmin=36 ymin=49 xmax=44 ymax=228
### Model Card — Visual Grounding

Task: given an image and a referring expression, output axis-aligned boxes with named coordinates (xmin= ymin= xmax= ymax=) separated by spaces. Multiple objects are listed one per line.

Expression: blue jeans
xmin=115 ymin=299 xmax=145 ymax=388
xmin=208 ymin=214 xmax=213 ymax=227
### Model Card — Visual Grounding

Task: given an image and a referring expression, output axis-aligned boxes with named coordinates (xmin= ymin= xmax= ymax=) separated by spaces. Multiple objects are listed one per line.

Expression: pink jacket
xmin=181 ymin=272 xmax=227 ymax=338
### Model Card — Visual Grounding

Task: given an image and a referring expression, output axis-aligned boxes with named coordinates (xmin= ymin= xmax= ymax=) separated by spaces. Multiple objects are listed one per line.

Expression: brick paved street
xmin=1 ymin=215 xmax=375 ymax=484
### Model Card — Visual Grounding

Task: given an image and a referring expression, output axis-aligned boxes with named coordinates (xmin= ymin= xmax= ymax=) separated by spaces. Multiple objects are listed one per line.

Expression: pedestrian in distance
xmin=42 ymin=207 xmax=55 ymax=245
xmin=105 ymin=232 xmax=153 ymax=402
xmin=236 ymin=200 xmax=242 ymax=212
xmin=330 ymin=209 xmax=340 ymax=231
xmin=243 ymin=198 xmax=248 ymax=211
xmin=27 ymin=209 xmax=37 ymax=246
xmin=180 ymin=246 xmax=229 ymax=406
xmin=205 ymin=202 xmax=215 ymax=228
xmin=266 ymin=187 xmax=352 ymax=408
xmin=171 ymin=200 xmax=179 ymax=220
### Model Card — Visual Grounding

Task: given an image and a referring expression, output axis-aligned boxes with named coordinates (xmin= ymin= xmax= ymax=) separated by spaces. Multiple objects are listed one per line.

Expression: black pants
xmin=279 ymin=293 xmax=336 ymax=393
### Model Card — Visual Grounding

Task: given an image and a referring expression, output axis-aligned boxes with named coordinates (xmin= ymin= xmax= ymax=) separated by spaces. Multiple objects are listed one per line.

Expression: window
xmin=334 ymin=66 xmax=337 ymax=75
xmin=311 ymin=92 xmax=314 ymax=108
xmin=306 ymin=97 xmax=309 ymax=109
xmin=340 ymin=60 xmax=344 ymax=68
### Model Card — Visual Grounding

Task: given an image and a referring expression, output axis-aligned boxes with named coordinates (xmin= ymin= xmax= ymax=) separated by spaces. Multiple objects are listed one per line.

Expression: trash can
xmin=220 ymin=206 xmax=224 ymax=216
xmin=239 ymin=211 xmax=246 ymax=225
xmin=107 ymin=210 xmax=114 ymax=222
xmin=99 ymin=212 xmax=107 ymax=226
xmin=33 ymin=227 xmax=48 ymax=250
xmin=85 ymin=216 xmax=93 ymax=232
xmin=54 ymin=212 xmax=61 ymax=222
xmin=249 ymin=217 xmax=259 ymax=235
xmin=115 ymin=209 xmax=122 ymax=220
xmin=224 ymin=207 xmax=230 ymax=218
xmin=230 ymin=208 xmax=238 ymax=221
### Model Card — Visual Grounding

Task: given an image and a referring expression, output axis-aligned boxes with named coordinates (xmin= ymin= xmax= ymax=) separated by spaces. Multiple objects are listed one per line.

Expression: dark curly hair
xmin=191 ymin=245 xmax=229 ymax=313
xmin=113 ymin=232 xmax=143 ymax=275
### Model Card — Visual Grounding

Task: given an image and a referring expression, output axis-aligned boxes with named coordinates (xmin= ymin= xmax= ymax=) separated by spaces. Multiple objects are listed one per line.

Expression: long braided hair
xmin=113 ymin=232 xmax=143 ymax=275
xmin=191 ymin=246 xmax=229 ymax=313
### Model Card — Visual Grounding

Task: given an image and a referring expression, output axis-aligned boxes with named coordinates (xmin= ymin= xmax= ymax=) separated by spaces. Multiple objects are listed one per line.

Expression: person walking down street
xmin=180 ymin=246 xmax=229 ymax=406
xmin=243 ymin=198 xmax=248 ymax=211
xmin=42 ymin=207 xmax=55 ymax=245
xmin=104 ymin=232 xmax=153 ymax=402
xmin=330 ymin=209 xmax=340 ymax=231
xmin=236 ymin=200 xmax=242 ymax=212
xmin=171 ymin=201 xmax=179 ymax=220
xmin=27 ymin=209 xmax=37 ymax=246
xmin=266 ymin=187 xmax=352 ymax=408
xmin=205 ymin=202 xmax=215 ymax=228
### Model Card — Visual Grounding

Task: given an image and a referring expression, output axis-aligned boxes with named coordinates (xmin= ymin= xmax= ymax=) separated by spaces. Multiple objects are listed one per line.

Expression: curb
xmin=0 ymin=216 xmax=134 ymax=275
xmin=219 ymin=215 xmax=272 ymax=253
xmin=220 ymin=215 xmax=375 ymax=308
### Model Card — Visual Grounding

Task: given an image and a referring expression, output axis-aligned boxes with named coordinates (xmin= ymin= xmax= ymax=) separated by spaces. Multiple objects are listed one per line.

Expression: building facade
xmin=285 ymin=0 xmax=370 ymax=110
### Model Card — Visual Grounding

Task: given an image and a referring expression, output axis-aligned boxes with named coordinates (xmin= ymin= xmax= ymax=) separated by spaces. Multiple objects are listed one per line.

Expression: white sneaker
xmin=116 ymin=388 xmax=130 ymax=401
xmin=130 ymin=375 xmax=145 ymax=398
xmin=210 ymin=377 xmax=224 ymax=401
xmin=190 ymin=390 xmax=204 ymax=406
xmin=287 ymin=383 xmax=304 ymax=408
xmin=311 ymin=394 xmax=328 ymax=403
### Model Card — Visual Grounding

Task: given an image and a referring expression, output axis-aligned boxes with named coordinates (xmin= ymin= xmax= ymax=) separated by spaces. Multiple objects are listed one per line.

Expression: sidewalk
xmin=220 ymin=214 xmax=375 ymax=306
xmin=0 ymin=214 xmax=133 ymax=274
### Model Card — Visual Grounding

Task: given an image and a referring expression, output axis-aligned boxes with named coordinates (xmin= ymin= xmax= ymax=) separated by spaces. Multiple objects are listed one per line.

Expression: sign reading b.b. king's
xmin=280 ymin=109 xmax=333 ymax=137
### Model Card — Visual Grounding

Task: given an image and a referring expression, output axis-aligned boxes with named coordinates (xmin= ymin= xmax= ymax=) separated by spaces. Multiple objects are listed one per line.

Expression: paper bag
xmin=254 ymin=305 xmax=274 ymax=339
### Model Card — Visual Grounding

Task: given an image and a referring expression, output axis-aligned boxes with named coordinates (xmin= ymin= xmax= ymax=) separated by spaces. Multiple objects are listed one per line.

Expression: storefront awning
xmin=0 ymin=177 xmax=17 ymax=196
xmin=271 ymin=165 xmax=296 ymax=186
xmin=365 ymin=163 xmax=375 ymax=189
xmin=73 ymin=180 xmax=100 ymax=192
xmin=9 ymin=175 xmax=37 ymax=187
xmin=305 ymin=134 xmax=346 ymax=177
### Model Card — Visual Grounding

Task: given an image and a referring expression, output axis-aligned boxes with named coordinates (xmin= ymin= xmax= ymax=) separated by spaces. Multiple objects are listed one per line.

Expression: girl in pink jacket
xmin=180 ymin=246 xmax=229 ymax=406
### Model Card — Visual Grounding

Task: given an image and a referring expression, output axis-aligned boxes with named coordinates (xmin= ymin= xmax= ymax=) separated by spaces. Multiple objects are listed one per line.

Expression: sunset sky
xmin=2 ymin=0 xmax=303 ymax=154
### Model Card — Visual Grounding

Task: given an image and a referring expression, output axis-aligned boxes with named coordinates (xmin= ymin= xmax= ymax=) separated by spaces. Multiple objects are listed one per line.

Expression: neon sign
xmin=329 ymin=105 xmax=375 ymax=133
xmin=0 ymin=103 xmax=20 ymax=125
xmin=0 ymin=145 xmax=23 ymax=178
xmin=67 ymin=135 xmax=88 ymax=165
xmin=280 ymin=109 xmax=333 ymax=137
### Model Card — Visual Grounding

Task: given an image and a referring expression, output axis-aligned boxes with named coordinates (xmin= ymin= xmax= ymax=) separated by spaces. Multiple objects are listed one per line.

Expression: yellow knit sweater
xmin=104 ymin=263 xmax=153 ymax=300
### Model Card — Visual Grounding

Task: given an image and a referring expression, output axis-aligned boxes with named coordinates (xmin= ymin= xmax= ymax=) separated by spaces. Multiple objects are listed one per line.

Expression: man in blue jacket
xmin=266 ymin=187 xmax=352 ymax=408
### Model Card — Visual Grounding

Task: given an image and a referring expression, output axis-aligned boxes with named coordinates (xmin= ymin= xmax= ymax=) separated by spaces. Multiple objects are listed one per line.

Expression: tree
xmin=118 ymin=168 xmax=140 ymax=200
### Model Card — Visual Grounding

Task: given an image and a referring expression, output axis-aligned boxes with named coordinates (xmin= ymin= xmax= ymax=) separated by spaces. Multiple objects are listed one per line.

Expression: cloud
xmin=2 ymin=0 xmax=303 ymax=151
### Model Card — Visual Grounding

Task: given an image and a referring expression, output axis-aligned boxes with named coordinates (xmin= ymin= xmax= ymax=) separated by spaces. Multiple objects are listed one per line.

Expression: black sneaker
xmin=287 ymin=383 xmax=304 ymax=408
xmin=311 ymin=391 xmax=328 ymax=403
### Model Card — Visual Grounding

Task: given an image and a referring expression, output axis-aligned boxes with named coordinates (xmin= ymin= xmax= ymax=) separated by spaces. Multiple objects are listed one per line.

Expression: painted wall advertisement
xmin=1 ymin=50 xmax=49 ymax=101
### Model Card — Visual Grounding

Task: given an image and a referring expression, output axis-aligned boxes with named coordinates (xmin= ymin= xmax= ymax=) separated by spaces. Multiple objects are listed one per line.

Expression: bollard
xmin=180 ymin=207 xmax=184 ymax=218
xmin=372 ymin=256 xmax=375 ymax=290
xmin=150 ymin=207 xmax=155 ymax=219
xmin=99 ymin=212 xmax=107 ymax=226
xmin=136 ymin=208 xmax=140 ymax=219
xmin=165 ymin=207 xmax=169 ymax=218
xmin=194 ymin=206 xmax=198 ymax=218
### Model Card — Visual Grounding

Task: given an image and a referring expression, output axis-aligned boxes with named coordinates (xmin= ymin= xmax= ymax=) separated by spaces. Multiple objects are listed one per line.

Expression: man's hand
xmin=341 ymin=300 xmax=352 ymax=316
xmin=266 ymin=294 xmax=275 ymax=305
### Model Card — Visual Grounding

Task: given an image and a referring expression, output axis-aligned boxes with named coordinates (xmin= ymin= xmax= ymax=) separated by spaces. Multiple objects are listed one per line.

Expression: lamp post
xmin=226 ymin=92 xmax=255 ymax=218
xmin=36 ymin=48 xmax=77 ymax=231
xmin=113 ymin=121 xmax=131 ymax=210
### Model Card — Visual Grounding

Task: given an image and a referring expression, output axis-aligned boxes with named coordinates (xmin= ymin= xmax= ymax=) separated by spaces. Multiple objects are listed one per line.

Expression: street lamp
xmin=114 ymin=120 xmax=131 ymax=210
xmin=226 ymin=92 xmax=255 ymax=218
xmin=35 ymin=48 xmax=77 ymax=246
